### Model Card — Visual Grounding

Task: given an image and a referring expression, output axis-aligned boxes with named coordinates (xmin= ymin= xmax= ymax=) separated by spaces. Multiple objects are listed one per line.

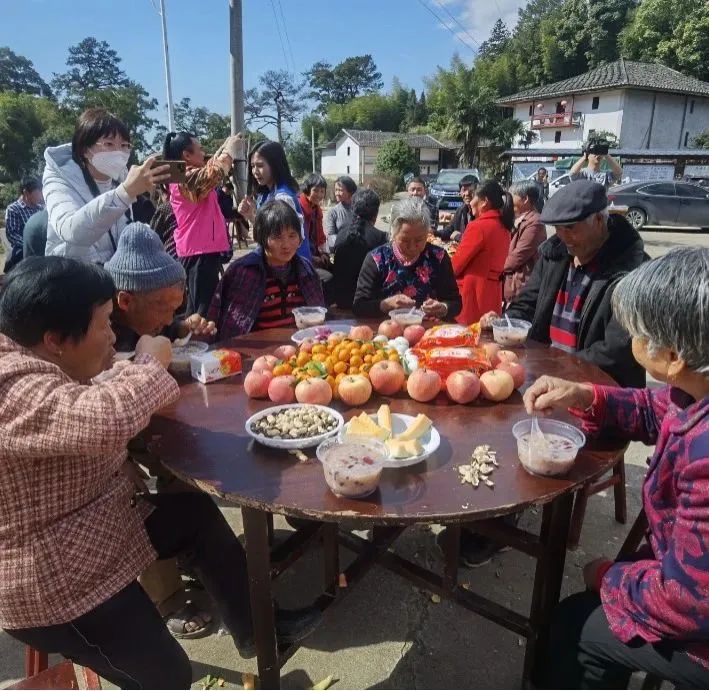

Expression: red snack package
xmin=416 ymin=323 xmax=481 ymax=350
xmin=411 ymin=346 xmax=491 ymax=381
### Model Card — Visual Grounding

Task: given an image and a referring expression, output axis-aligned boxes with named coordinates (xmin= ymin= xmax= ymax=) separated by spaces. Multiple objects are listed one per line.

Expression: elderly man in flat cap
xmin=444 ymin=181 xmax=648 ymax=568
xmin=483 ymin=179 xmax=647 ymax=388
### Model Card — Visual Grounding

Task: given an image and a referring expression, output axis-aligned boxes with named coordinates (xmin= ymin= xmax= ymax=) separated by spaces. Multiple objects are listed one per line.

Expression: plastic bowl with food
xmin=293 ymin=306 xmax=327 ymax=329
xmin=389 ymin=308 xmax=425 ymax=326
xmin=491 ymin=318 xmax=532 ymax=347
xmin=169 ymin=341 xmax=209 ymax=374
xmin=512 ymin=418 xmax=586 ymax=478
xmin=316 ymin=437 xmax=387 ymax=499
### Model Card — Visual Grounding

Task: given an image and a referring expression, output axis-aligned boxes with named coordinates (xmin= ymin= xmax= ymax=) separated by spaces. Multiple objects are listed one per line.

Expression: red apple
xmin=497 ymin=350 xmax=519 ymax=364
xmin=295 ymin=378 xmax=332 ymax=405
xmin=407 ymin=368 xmax=442 ymax=402
xmin=496 ymin=362 xmax=526 ymax=389
xmin=244 ymin=369 xmax=273 ymax=399
xmin=349 ymin=325 xmax=374 ymax=341
xmin=445 ymin=370 xmax=481 ymax=404
xmin=378 ymin=320 xmax=403 ymax=339
xmin=403 ymin=324 xmax=426 ymax=346
xmin=479 ymin=370 xmax=515 ymax=402
xmin=482 ymin=342 xmax=501 ymax=367
xmin=252 ymin=354 xmax=279 ymax=373
xmin=369 ymin=360 xmax=406 ymax=396
xmin=338 ymin=375 xmax=372 ymax=406
xmin=268 ymin=375 xmax=296 ymax=404
xmin=273 ymin=344 xmax=297 ymax=360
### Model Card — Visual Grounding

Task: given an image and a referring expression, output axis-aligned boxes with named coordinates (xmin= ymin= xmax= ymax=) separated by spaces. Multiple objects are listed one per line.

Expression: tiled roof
xmin=323 ymin=129 xmax=454 ymax=149
xmin=503 ymin=148 xmax=709 ymax=157
xmin=497 ymin=59 xmax=709 ymax=105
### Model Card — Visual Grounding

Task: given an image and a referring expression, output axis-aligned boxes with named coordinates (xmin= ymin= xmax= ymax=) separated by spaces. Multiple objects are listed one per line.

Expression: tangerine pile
xmin=271 ymin=335 xmax=401 ymax=398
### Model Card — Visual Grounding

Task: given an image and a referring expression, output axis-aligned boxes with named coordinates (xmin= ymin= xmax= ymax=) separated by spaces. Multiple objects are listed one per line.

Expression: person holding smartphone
xmin=43 ymin=108 xmax=170 ymax=264
xmin=163 ymin=131 xmax=244 ymax=317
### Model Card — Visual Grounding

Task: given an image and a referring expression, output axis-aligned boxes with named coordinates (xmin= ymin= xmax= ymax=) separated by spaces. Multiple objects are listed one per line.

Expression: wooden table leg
xmin=524 ymin=492 xmax=574 ymax=688
xmin=442 ymin=524 xmax=461 ymax=590
xmin=242 ymin=507 xmax=280 ymax=690
xmin=322 ymin=522 xmax=339 ymax=597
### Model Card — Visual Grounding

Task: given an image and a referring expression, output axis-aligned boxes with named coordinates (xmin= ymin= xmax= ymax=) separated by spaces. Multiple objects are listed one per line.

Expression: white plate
xmin=339 ymin=412 xmax=440 ymax=467
xmin=245 ymin=404 xmax=344 ymax=450
xmin=291 ymin=321 xmax=356 ymax=344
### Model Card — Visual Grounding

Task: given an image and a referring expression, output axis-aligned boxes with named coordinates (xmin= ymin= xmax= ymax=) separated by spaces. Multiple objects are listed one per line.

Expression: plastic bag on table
xmin=416 ymin=323 xmax=481 ymax=350
xmin=411 ymin=346 xmax=491 ymax=381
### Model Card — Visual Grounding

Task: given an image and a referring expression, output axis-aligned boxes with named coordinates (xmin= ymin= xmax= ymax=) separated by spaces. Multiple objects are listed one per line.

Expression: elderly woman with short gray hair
xmin=524 ymin=246 xmax=709 ymax=690
xmin=352 ymin=196 xmax=461 ymax=319
xmin=503 ymin=180 xmax=547 ymax=303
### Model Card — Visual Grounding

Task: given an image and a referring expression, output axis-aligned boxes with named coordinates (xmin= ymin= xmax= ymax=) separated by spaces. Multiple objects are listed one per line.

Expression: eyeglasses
xmin=94 ymin=139 xmax=132 ymax=152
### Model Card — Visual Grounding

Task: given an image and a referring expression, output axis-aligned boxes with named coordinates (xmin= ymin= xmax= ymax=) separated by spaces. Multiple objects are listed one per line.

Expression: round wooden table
xmin=148 ymin=326 xmax=626 ymax=688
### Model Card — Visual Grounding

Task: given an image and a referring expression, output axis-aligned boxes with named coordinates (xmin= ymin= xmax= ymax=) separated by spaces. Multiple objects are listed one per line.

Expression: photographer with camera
xmin=570 ymin=138 xmax=623 ymax=190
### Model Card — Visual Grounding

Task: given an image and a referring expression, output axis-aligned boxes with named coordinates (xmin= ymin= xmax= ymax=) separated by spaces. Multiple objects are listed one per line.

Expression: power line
xmin=415 ymin=0 xmax=477 ymax=55
xmin=269 ymin=0 xmax=291 ymax=72
xmin=275 ymin=0 xmax=297 ymax=73
xmin=430 ymin=0 xmax=482 ymax=48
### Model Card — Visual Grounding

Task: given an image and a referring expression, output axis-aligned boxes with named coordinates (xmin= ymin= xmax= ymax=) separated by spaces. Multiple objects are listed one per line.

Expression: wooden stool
xmin=568 ymin=453 xmax=627 ymax=550
xmin=14 ymin=646 xmax=101 ymax=690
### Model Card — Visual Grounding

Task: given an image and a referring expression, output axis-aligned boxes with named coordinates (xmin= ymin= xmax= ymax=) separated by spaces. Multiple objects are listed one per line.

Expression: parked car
xmin=426 ymin=168 xmax=481 ymax=214
xmin=607 ymin=181 xmax=709 ymax=230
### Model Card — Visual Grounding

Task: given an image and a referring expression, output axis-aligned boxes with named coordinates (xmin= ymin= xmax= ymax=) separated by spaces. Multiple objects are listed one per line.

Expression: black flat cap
xmin=540 ymin=180 xmax=608 ymax=225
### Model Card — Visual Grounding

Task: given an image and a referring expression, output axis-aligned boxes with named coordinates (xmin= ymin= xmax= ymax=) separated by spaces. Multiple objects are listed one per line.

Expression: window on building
xmin=592 ymin=97 xmax=600 ymax=110
xmin=529 ymin=105 xmax=533 ymax=116
xmin=347 ymin=146 xmax=350 ymax=156
xmin=347 ymin=165 xmax=350 ymax=174
xmin=690 ymin=100 xmax=695 ymax=114
xmin=684 ymin=131 xmax=689 ymax=147
xmin=554 ymin=131 xmax=562 ymax=143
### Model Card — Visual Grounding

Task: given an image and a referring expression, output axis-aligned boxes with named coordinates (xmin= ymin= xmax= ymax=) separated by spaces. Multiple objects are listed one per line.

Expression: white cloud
xmin=429 ymin=0 xmax=528 ymax=51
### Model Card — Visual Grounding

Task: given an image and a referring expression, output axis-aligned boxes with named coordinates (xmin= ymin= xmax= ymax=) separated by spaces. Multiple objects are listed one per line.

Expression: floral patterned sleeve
xmin=178 ymin=158 xmax=227 ymax=203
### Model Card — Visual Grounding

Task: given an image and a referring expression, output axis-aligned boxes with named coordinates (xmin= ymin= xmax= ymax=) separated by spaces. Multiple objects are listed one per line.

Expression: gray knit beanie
xmin=104 ymin=222 xmax=186 ymax=292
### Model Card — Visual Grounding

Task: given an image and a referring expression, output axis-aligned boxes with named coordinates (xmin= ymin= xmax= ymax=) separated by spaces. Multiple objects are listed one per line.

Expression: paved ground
xmin=0 ymin=210 xmax=706 ymax=689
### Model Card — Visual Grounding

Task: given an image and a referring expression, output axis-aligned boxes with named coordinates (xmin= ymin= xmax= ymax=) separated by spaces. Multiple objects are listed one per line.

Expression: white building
xmin=498 ymin=59 xmax=709 ymax=181
xmin=320 ymin=129 xmax=456 ymax=182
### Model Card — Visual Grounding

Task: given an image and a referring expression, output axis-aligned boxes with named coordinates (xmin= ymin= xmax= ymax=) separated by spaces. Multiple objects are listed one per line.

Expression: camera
xmin=583 ymin=137 xmax=610 ymax=156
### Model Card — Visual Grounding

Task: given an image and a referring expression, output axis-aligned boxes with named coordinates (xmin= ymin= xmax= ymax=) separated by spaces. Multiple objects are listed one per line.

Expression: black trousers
xmin=545 ymin=590 xmax=709 ymax=689
xmin=180 ymin=252 xmax=222 ymax=317
xmin=6 ymin=492 xmax=253 ymax=689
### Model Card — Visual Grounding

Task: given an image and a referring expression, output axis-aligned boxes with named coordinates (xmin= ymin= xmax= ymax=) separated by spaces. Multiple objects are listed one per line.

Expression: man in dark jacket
xmin=483 ymin=180 xmax=646 ymax=389
xmin=434 ymin=174 xmax=478 ymax=241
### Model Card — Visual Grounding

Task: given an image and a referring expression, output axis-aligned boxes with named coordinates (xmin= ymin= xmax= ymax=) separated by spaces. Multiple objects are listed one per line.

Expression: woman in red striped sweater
xmin=208 ymin=200 xmax=324 ymax=338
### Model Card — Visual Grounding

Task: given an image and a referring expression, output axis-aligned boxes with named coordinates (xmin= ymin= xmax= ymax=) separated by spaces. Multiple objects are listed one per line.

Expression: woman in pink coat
xmin=451 ymin=180 xmax=513 ymax=324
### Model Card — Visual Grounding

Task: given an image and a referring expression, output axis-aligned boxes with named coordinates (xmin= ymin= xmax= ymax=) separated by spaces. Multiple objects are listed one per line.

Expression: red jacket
xmin=451 ymin=209 xmax=511 ymax=324
xmin=503 ymin=210 xmax=547 ymax=302
xmin=299 ymin=193 xmax=326 ymax=251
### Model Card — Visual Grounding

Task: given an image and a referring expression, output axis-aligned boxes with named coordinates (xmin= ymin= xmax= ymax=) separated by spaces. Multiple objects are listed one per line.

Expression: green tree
xmin=326 ymin=93 xmax=405 ymax=134
xmin=0 ymin=47 xmax=52 ymax=97
xmin=691 ymin=131 xmax=709 ymax=148
xmin=285 ymin=138 xmax=314 ymax=178
xmin=305 ymin=55 xmax=383 ymax=110
xmin=52 ymin=37 xmax=158 ymax=155
xmin=374 ymin=139 xmax=419 ymax=188
xmin=152 ymin=98 xmax=230 ymax=152
xmin=0 ymin=92 xmax=45 ymax=179
xmin=247 ymin=70 xmax=306 ymax=143
xmin=478 ymin=19 xmax=511 ymax=61
xmin=621 ymin=0 xmax=709 ymax=81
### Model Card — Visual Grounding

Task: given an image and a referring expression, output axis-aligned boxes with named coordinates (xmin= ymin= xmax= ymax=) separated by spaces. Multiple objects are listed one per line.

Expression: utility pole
xmin=158 ymin=0 xmax=175 ymax=131
xmin=230 ymin=0 xmax=247 ymax=200
xmin=311 ymin=125 xmax=316 ymax=173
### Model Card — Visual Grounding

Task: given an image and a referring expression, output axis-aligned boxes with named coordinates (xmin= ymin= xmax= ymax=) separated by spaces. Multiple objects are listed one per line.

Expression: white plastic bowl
xmin=316 ymin=437 xmax=387 ymax=498
xmin=512 ymin=418 xmax=586 ymax=478
xmin=389 ymin=308 xmax=425 ymax=326
xmin=491 ymin=318 xmax=532 ymax=347
xmin=293 ymin=306 xmax=327 ymax=329
xmin=169 ymin=341 xmax=209 ymax=374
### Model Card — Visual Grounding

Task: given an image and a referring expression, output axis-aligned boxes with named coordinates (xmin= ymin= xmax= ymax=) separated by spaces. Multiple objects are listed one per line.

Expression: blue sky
xmin=1 ymin=0 xmax=525 ymax=131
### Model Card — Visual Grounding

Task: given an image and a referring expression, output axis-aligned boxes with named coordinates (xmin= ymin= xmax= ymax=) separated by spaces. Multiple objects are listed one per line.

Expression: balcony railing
xmin=531 ymin=112 xmax=583 ymax=129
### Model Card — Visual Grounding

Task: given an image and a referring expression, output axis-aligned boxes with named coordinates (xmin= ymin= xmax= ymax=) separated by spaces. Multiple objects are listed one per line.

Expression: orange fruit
xmin=334 ymin=361 xmax=348 ymax=374
xmin=312 ymin=353 xmax=327 ymax=363
xmin=348 ymin=366 xmax=360 ymax=375
xmin=296 ymin=352 xmax=310 ymax=367
xmin=335 ymin=372 xmax=347 ymax=386
xmin=350 ymin=355 xmax=363 ymax=367
xmin=361 ymin=363 xmax=372 ymax=373
xmin=338 ymin=350 xmax=350 ymax=363
xmin=372 ymin=352 xmax=384 ymax=364
xmin=363 ymin=354 xmax=373 ymax=364
xmin=361 ymin=343 xmax=375 ymax=355
xmin=388 ymin=352 xmax=400 ymax=362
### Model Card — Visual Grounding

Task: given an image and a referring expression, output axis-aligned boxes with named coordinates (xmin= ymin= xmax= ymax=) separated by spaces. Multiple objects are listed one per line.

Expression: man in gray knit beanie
xmin=105 ymin=222 xmax=216 ymax=351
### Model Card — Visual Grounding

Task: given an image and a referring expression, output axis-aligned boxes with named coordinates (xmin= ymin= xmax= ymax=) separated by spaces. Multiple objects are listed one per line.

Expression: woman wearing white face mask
xmin=43 ymin=108 xmax=169 ymax=264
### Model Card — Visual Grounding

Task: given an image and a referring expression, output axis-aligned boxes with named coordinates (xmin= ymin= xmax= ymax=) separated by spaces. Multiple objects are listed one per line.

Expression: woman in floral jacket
xmin=524 ymin=247 xmax=709 ymax=689
xmin=352 ymin=196 xmax=461 ymax=320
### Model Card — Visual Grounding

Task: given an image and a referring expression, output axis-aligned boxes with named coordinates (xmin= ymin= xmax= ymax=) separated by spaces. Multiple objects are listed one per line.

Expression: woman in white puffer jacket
xmin=43 ymin=108 xmax=169 ymax=264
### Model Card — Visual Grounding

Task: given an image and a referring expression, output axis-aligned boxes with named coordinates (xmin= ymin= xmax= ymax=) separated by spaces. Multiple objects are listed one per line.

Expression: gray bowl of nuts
xmin=245 ymin=404 xmax=344 ymax=450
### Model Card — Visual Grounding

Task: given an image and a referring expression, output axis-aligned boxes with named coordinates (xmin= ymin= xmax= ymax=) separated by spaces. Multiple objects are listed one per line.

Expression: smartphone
xmin=153 ymin=158 xmax=186 ymax=183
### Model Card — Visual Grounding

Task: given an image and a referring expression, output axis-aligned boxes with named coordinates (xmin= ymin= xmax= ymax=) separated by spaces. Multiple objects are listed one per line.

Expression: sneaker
xmin=235 ymin=604 xmax=322 ymax=659
xmin=436 ymin=528 xmax=502 ymax=568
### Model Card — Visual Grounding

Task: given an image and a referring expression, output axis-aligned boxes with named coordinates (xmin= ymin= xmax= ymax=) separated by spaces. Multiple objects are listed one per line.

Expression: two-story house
xmin=498 ymin=59 xmax=709 ymax=181
xmin=320 ymin=129 xmax=457 ymax=182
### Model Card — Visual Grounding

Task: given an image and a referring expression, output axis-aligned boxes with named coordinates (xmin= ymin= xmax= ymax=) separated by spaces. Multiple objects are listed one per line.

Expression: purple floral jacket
xmin=573 ymin=385 xmax=709 ymax=668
